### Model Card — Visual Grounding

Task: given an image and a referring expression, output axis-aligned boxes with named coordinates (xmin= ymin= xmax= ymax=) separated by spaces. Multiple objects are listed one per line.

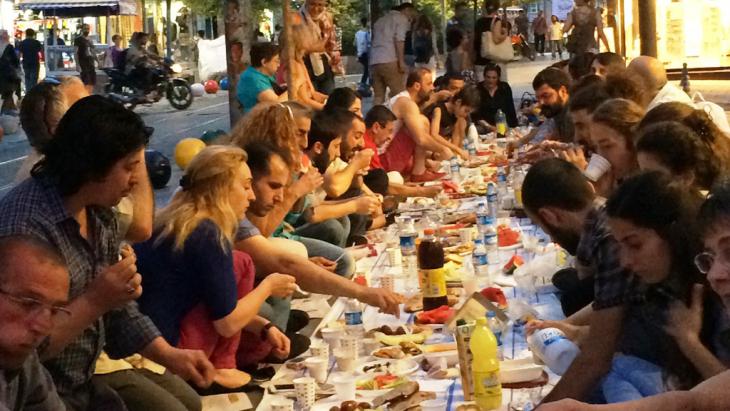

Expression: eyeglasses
xmin=695 ymin=250 xmax=730 ymax=275
xmin=0 ymin=288 xmax=71 ymax=322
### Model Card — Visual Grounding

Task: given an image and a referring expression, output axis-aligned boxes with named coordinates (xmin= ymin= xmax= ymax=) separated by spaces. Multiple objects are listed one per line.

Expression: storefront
xmin=617 ymin=0 xmax=730 ymax=70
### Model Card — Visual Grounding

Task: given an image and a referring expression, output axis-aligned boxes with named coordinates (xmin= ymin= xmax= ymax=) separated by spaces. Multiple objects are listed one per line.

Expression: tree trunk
xmin=638 ymin=0 xmax=657 ymax=57
xmin=223 ymin=0 xmax=253 ymax=127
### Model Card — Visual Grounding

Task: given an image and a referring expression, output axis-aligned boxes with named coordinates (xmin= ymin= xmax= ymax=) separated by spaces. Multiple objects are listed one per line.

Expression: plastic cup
xmin=304 ymin=357 xmax=328 ymax=383
xmin=463 ymin=275 xmax=479 ymax=296
xmin=380 ymin=274 xmax=394 ymax=291
xmin=332 ymin=374 xmax=357 ymax=401
xmin=333 ymin=347 xmax=356 ymax=372
xmin=584 ymin=154 xmax=612 ymax=182
xmin=310 ymin=341 xmax=329 ymax=359
xmin=421 ymin=399 xmax=447 ymax=411
xmin=321 ymin=327 xmax=343 ymax=350
xmin=293 ymin=377 xmax=316 ymax=409
xmin=271 ymin=397 xmax=295 ymax=411
xmin=459 ymin=227 xmax=472 ymax=244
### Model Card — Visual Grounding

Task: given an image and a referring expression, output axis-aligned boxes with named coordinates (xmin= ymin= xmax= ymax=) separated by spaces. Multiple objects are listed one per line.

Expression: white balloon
xmin=191 ymin=83 xmax=205 ymax=97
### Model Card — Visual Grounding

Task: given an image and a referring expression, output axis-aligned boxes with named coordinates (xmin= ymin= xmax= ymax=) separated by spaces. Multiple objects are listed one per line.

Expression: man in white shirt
xmin=370 ymin=3 xmax=417 ymax=105
xmin=355 ymin=18 xmax=371 ymax=88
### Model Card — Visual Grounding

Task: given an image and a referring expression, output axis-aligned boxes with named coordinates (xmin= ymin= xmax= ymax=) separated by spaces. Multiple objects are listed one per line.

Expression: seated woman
xmin=323 ymin=87 xmax=362 ymax=117
xmin=134 ymin=146 xmax=297 ymax=388
xmin=635 ymin=121 xmax=725 ymax=193
xmin=427 ymin=86 xmax=480 ymax=149
xmin=589 ymin=98 xmax=644 ymax=196
xmin=237 ymin=42 xmax=287 ymax=114
xmin=602 ymin=172 xmax=726 ymax=402
xmin=472 ymin=64 xmax=518 ymax=133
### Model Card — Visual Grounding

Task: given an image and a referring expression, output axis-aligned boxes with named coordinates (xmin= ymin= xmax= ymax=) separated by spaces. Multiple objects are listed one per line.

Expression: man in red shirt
xmin=364 ymin=105 xmax=442 ymax=198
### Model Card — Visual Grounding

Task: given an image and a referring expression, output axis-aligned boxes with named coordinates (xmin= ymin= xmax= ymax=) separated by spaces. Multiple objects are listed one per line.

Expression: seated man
xmin=428 ymin=86 xmax=480 ymax=149
xmin=236 ymin=142 xmax=402 ymax=336
xmin=521 ymin=158 xmax=637 ymax=402
xmin=363 ymin=105 xmax=441 ymax=198
xmin=383 ymin=68 xmax=466 ymax=182
xmin=0 ymin=236 xmax=68 ymax=410
xmin=514 ymin=68 xmax=574 ymax=148
xmin=590 ymin=52 xmax=625 ymax=78
xmin=0 ymin=96 xmax=214 ymax=410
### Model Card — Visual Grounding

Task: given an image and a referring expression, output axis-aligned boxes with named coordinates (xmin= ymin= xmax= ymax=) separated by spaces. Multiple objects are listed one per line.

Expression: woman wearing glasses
xmin=600 ymin=172 xmax=727 ymax=403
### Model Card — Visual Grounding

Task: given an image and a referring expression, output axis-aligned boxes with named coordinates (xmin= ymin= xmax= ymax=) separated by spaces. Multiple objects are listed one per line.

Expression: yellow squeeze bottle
xmin=470 ymin=317 xmax=502 ymax=410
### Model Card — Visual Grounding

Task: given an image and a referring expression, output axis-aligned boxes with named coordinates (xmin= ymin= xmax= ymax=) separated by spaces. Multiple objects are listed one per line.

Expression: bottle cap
xmin=476 ymin=317 xmax=487 ymax=325
xmin=487 ymin=311 xmax=496 ymax=318
xmin=456 ymin=319 xmax=466 ymax=326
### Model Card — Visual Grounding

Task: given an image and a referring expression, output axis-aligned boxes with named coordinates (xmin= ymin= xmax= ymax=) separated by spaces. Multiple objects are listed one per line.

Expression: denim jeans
xmin=298 ymin=235 xmax=355 ymax=278
xmin=602 ymin=354 xmax=665 ymax=403
xmin=294 ymin=217 xmax=350 ymax=248
xmin=23 ymin=64 xmax=39 ymax=93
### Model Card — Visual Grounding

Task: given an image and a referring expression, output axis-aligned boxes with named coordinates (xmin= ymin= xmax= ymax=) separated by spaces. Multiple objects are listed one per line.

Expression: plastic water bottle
xmin=486 ymin=183 xmax=498 ymax=220
xmin=470 ymin=317 xmax=502 ymax=409
xmin=472 ymin=239 xmax=490 ymax=280
xmin=487 ymin=311 xmax=504 ymax=359
xmin=467 ymin=123 xmax=479 ymax=157
xmin=483 ymin=217 xmax=499 ymax=264
xmin=450 ymin=157 xmax=461 ymax=183
xmin=344 ymin=298 xmax=365 ymax=337
xmin=527 ymin=327 xmax=581 ymax=375
xmin=496 ymin=109 xmax=507 ymax=138
xmin=399 ymin=218 xmax=418 ymax=290
xmin=496 ymin=166 xmax=507 ymax=197
xmin=476 ymin=202 xmax=489 ymax=228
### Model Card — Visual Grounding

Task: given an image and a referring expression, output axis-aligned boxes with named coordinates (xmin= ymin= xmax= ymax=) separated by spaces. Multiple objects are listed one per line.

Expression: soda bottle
xmin=496 ymin=109 xmax=507 ymax=139
xmin=450 ymin=157 xmax=461 ymax=184
xmin=470 ymin=317 xmax=502 ymax=409
xmin=418 ymin=228 xmax=448 ymax=311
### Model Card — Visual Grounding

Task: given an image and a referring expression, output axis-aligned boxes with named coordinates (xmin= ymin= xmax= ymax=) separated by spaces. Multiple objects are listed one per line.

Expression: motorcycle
xmin=103 ymin=58 xmax=193 ymax=111
xmin=512 ymin=33 xmax=536 ymax=61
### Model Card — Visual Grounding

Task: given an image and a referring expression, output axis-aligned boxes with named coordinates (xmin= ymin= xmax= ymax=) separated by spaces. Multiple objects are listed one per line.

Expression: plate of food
xmin=358 ymin=359 xmax=420 ymax=377
xmin=371 ymin=341 xmax=423 ymax=359
xmin=355 ymin=374 xmax=410 ymax=396
xmin=498 ymin=225 xmax=522 ymax=250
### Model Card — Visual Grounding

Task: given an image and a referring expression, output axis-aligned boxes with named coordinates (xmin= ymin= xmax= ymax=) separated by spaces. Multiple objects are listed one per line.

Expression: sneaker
xmin=286 ymin=309 xmax=310 ymax=334
xmin=410 ymin=170 xmax=446 ymax=183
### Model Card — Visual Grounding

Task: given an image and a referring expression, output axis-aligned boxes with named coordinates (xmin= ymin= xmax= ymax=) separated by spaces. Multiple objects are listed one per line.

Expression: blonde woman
xmin=133 ymin=146 xmax=297 ymax=388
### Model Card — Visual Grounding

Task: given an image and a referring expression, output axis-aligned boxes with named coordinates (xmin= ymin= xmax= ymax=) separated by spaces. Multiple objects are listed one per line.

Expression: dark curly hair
xmin=31 ymin=95 xmax=150 ymax=196
xmin=636 ymin=121 xmax=722 ymax=191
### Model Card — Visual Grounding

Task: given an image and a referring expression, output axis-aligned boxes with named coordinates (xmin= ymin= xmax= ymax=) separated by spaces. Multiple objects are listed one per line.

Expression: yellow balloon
xmin=174 ymin=138 xmax=206 ymax=170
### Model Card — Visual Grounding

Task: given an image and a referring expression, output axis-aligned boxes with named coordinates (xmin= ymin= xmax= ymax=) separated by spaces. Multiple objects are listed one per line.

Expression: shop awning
xmin=17 ymin=0 xmax=136 ymax=17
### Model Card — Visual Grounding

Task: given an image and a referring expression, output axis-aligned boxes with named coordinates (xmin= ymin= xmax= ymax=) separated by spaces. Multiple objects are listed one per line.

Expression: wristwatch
xmin=261 ymin=322 xmax=277 ymax=341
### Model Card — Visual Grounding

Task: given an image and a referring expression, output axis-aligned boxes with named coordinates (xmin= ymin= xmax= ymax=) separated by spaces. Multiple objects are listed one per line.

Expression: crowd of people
xmin=3 ymin=0 xmax=730 ymax=410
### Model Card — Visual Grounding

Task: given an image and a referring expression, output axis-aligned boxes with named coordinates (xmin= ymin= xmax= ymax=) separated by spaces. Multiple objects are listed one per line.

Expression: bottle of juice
xmin=470 ymin=317 xmax=502 ymax=410
xmin=418 ymin=228 xmax=447 ymax=311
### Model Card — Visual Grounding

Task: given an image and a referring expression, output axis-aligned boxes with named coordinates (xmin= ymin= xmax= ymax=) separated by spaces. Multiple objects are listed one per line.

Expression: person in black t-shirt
xmin=428 ymin=86 xmax=480 ymax=148
xmin=473 ymin=64 xmax=518 ymax=132
xmin=17 ymin=29 xmax=42 ymax=92
xmin=73 ymin=24 xmax=96 ymax=91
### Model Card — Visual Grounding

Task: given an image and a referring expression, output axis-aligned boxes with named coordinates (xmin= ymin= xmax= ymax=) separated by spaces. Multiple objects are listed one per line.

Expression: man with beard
xmin=514 ymin=67 xmax=574 ymax=148
xmin=384 ymin=68 xmax=466 ymax=182
xmin=522 ymin=158 xmax=638 ymax=403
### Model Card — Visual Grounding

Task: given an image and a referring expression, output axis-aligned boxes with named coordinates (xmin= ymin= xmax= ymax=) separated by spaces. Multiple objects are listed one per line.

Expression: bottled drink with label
xmin=467 ymin=123 xmax=479 ymax=157
xmin=513 ymin=166 xmax=525 ymax=209
xmin=486 ymin=183 xmax=498 ymax=219
xmin=399 ymin=217 xmax=418 ymax=288
xmin=418 ymin=228 xmax=448 ymax=311
xmin=483 ymin=216 xmax=498 ymax=264
xmin=496 ymin=166 xmax=507 ymax=198
xmin=472 ymin=239 xmax=490 ymax=279
xmin=471 ymin=317 xmax=502 ymax=410
xmin=487 ymin=311 xmax=504 ymax=359
xmin=450 ymin=157 xmax=461 ymax=183
xmin=344 ymin=298 xmax=364 ymax=337
xmin=527 ymin=327 xmax=581 ymax=375
xmin=496 ymin=109 xmax=507 ymax=139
